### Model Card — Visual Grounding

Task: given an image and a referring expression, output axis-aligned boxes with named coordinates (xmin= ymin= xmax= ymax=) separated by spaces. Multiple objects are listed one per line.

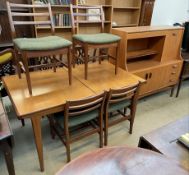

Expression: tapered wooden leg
xmin=67 ymin=47 xmax=72 ymax=85
xmin=115 ymin=42 xmax=120 ymax=74
xmin=99 ymin=49 xmax=102 ymax=64
xmin=21 ymin=119 xmax=25 ymax=126
xmin=84 ymin=44 xmax=89 ymax=80
xmin=1 ymin=141 xmax=15 ymax=175
xmin=14 ymin=49 xmax=21 ymax=79
xmin=22 ymin=53 xmax=32 ymax=95
xmin=104 ymin=112 xmax=108 ymax=146
xmin=64 ymin=126 xmax=71 ymax=162
xmin=53 ymin=55 xmax=56 ymax=73
xmin=31 ymin=116 xmax=44 ymax=172
xmin=99 ymin=114 xmax=103 ymax=148
xmin=72 ymin=39 xmax=76 ymax=68
xmin=176 ymin=79 xmax=183 ymax=97
xmin=170 ymin=85 xmax=175 ymax=97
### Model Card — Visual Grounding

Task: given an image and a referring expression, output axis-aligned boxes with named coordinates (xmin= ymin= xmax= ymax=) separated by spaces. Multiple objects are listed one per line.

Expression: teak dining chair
xmin=48 ymin=92 xmax=107 ymax=162
xmin=70 ymin=5 xmax=121 ymax=79
xmin=104 ymin=83 xmax=141 ymax=146
xmin=6 ymin=2 xmax=72 ymax=95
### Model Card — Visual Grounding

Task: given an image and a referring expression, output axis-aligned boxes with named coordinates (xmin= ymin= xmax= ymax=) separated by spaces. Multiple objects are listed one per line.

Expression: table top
xmin=2 ymin=69 xmax=95 ymax=118
xmin=0 ymin=101 xmax=12 ymax=141
xmin=56 ymin=146 xmax=188 ymax=175
xmin=3 ymin=61 xmax=144 ymax=118
xmin=141 ymin=116 xmax=189 ymax=171
xmin=73 ymin=61 xmax=144 ymax=94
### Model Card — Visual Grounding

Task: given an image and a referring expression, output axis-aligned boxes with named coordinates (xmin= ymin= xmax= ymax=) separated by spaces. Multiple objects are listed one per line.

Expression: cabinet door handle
xmin=171 ymin=72 xmax=176 ymax=75
xmin=145 ymin=73 xmax=148 ymax=80
xmin=149 ymin=72 xmax=152 ymax=79
xmin=172 ymin=33 xmax=177 ymax=36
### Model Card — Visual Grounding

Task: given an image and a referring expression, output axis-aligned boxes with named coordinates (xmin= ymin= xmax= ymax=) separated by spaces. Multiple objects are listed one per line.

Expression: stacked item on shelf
xmin=36 ymin=0 xmax=73 ymax=5
xmin=53 ymin=13 xmax=71 ymax=26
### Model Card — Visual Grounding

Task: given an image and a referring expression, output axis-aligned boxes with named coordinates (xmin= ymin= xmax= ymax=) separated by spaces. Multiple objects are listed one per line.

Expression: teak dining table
xmin=2 ymin=61 xmax=144 ymax=172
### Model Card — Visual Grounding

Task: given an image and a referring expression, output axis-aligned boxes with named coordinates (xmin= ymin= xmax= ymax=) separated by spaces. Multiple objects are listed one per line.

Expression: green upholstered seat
xmin=0 ymin=52 xmax=12 ymax=64
xmin=13 ymin=36 xmax=72 ymax=51
xmin=54 ymin=109 xmax=99 ymax=128
xmin=108 ymin=100 xmax=130 ymax=113
xmin=73 ymin=33 xmax=121 ymax=44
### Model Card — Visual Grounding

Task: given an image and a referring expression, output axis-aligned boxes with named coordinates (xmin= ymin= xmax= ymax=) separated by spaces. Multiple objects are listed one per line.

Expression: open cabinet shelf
xmin=127 ymin=49 xmax=159 ymax=60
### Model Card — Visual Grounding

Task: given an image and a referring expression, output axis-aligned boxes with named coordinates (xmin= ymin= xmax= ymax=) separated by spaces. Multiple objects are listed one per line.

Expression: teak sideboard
xmin=110 ymin=26 xmax=184 ymax=96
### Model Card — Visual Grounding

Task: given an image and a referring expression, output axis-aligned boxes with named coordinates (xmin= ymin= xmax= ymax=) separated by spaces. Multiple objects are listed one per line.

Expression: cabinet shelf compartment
xmin=127 ymin=36 xmax=165 ymax=63
xmin=127 ymin=49 xmax=158 ymax=60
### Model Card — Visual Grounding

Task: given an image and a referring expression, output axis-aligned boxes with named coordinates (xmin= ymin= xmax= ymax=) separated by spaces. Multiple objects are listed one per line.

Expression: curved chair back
xmin=6 ymin=2 xmax=55 ymax=38
xmin=107 ymin=83 xmax=140 ymax=107
xmin=70 ymin=4 xmax=105 ymax=34
xmin=64 ymin=91 xmax=107 ymax=120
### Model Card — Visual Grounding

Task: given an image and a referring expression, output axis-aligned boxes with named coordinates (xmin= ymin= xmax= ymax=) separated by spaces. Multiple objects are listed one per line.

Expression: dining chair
xmin=104 ymin=83 xmax=141 ymax=146
xmin=70 ymin=4 xmax=121 ymax=79
xmin=6 ymin=2 xmax=72 ymax=95
xmin=48 ymin=92 xmax=107 ymax=162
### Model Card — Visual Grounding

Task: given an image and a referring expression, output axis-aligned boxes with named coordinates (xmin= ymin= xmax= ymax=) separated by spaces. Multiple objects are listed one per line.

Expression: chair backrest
xmin=64 ymin=92 xmax=107 ymax=123
xmin=70 ymin=4 xmax=105 ymax=34
xmin=6 ymin=1 xmax=54 ymax=39
xmin=106 ymin=83 xmax=141 ymax=111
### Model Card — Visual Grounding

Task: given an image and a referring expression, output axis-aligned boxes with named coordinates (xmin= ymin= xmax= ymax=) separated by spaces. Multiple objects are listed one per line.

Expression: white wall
xmin=151 ymin=0 xmax=189 ymax=25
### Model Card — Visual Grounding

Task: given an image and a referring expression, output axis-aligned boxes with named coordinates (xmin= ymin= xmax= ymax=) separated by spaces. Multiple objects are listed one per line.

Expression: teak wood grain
xmin=73 ymin=61 xmax=145 ymax=94
xmin=56 ymin=146 xmax=188 ymax=175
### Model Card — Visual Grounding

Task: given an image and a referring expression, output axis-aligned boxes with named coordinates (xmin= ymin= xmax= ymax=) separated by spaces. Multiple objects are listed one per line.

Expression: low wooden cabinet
xmin=110 ymin=26 xmax=184 ymax=96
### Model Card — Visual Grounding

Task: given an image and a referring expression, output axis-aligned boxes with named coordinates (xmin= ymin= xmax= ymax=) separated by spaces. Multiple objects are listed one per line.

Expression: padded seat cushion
xmin=0 ymin=52 xmax=12 ymax=64
xmin=108 ymin=100 xmax=131 ymax=113
xmin=13 ymin=36 xmax=72 ymax=51
xmin=73 ymin=33 xmax=121 ymax=44
xmin=54 ymin=109 xmax=99 ymax=128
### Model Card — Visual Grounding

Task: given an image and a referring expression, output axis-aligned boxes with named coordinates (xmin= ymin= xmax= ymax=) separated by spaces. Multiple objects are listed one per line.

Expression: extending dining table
xmin=2 ymin=61 xmax=144 ymax=172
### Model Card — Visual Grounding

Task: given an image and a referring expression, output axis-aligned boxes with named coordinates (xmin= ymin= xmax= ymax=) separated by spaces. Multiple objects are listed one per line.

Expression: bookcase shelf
xmin=113 ymin=7 xmax=140 ymax=10
xmin=32 ymin=0 xmax=145 ymax=40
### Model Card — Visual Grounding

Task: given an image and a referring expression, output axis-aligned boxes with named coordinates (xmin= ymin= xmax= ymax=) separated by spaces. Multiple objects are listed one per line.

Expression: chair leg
xmin=67 ymin=47 xmax=72 ymax=85
xmin=123 ymin=107 xmax=127 ymax=115
xmin=99 ymin=115 xmax=103 ymax=148
xmin=14 ymin=49 xmax=21 ymax=79
xmin=176 ymin=79 xmax=183 ymax=97
xmin=64 ymin=124 xmax=71 ymax=162
xmin=104 ymin=112 xmax=108 ymax=146
xmin=115 ymin=41 xmax=120 ymax=75
xmin=98 ymin=49 xmax=102 ymax=64
xmin=84 ymin=44 xmax=89 ymax=80
xmin=21 ymin=119 xmax=25 ymax=127
xmin=52 ymin=55 xmax=56 ymax=73
xmin=22 ymin=53 xmax=32 ymax=95
xmin=47 ymin=116 xmax=56 ymax=139
xmin=72 ymin=39 xmax=76 ymax=68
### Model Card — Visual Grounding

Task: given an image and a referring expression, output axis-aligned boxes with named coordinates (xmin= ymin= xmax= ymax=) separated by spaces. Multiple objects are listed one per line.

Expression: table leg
xmin=31 ymin=116 xmax=44 ymax=172
xmin=0 ymin=141 xmax=15 ymax=175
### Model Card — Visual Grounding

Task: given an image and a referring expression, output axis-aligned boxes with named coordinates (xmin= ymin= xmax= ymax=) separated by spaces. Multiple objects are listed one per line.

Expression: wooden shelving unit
xmin=110 ymin=26 xmax=184 ymax=96
xmin=112 ymin=0 xmax=142 ymax=27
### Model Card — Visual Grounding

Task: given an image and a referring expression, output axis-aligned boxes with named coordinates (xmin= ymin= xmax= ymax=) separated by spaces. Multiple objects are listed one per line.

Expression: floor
xmin=0 ymin=81 xmax=189 ymax=175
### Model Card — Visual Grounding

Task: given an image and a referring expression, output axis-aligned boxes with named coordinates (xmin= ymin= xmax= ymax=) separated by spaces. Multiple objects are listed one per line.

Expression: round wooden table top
xmin=56 ymin=146 xmax=188 ymax=175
